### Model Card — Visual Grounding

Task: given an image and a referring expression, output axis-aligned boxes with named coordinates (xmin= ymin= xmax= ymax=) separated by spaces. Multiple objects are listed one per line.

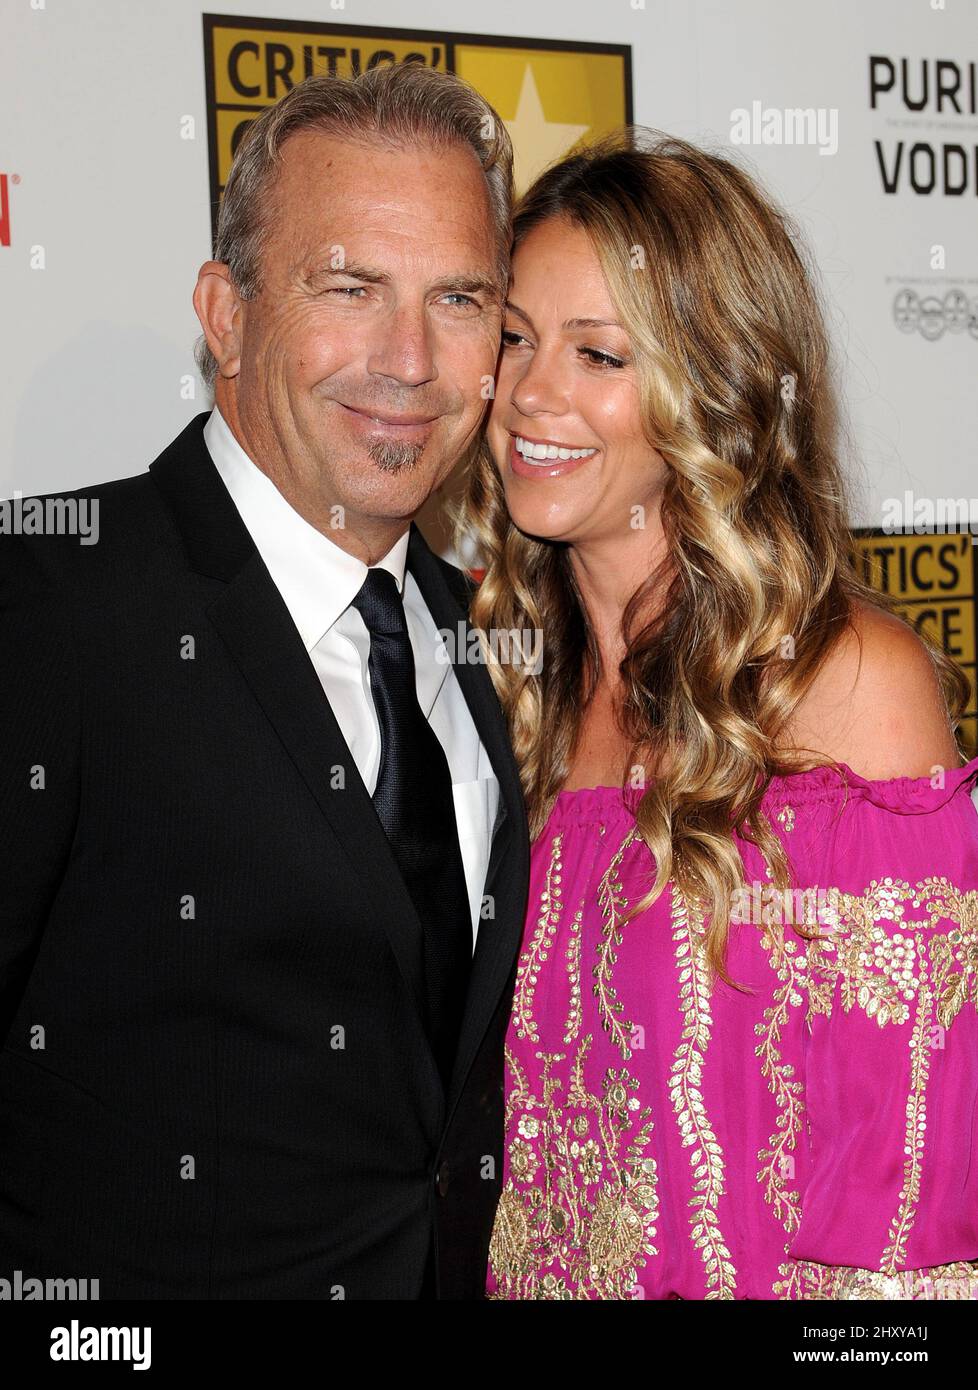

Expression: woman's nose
xmin=508 ymin=346 xmax=569 ymax=418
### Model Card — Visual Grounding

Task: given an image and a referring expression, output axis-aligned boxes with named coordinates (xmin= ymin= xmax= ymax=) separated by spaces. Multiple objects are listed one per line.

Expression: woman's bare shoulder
xmin=777 ymin=598 xmax=961 ymax=779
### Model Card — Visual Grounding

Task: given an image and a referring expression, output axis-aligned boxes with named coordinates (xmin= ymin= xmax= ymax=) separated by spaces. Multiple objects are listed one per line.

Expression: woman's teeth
xmin=514 ymin=435 xmax=597 ymax=462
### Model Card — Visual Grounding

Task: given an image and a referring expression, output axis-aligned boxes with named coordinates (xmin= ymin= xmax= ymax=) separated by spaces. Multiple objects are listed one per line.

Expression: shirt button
xmin=436 ymin=1160 xmax=451 ymax=1197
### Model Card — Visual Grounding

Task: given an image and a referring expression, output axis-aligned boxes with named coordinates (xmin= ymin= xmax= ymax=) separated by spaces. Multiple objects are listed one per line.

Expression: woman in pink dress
xmin=455 ymin=129 xmax=978 ymax=1299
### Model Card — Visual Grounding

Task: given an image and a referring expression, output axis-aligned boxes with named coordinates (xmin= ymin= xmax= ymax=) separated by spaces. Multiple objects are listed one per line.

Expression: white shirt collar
xmin=202 ymin=404 xmax=410 ymax=652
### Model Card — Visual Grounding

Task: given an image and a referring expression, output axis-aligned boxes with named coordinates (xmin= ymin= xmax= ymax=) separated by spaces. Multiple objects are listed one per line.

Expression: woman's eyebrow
xmin=563 ymin=316 xmax=622 ymax=330
xmin=504 ymin=299 xmax=533 ymax=326
xmin=504 ymin=301 xmax=622 ymax=331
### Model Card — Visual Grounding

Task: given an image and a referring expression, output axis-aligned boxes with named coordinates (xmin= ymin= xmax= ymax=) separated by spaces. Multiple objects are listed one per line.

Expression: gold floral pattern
xmin=920 ymin=880 xmax=978 ymax=1027
xmin=787 ymin=874 xmax=978 ymax=1280
xmin=593 ymin=828 xmax=639 ymax=1060
xmin=511 ymin=832 xmax=564 ymax=1044
xmin=490 ymin=800 xmax=978 ymax=1300
xmin=774 ymin=1258 xmax=978 ymax=1300
xmin=754 ymin=927 xmax=806 ymax=1239
xmin=488 ymin=1039 xmax=660 ymax=1300
xmin=562 ymin=907 xmax=584 ymax=1043
xmin=669 ymin=883 xmax=738 ymax=1299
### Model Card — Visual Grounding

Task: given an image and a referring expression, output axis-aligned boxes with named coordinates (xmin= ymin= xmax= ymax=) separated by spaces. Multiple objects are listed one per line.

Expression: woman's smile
xmin=507 ymin=429 xmax=600 ymax=480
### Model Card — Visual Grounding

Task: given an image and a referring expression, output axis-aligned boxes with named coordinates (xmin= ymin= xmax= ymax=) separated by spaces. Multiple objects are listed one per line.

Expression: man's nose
xmin=366 ymin=301 xmax=437 ymax=387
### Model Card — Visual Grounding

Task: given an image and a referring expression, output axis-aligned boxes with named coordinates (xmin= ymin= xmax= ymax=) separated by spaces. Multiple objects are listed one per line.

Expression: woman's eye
xmin=501 ymin=329 xmax=527 ymax=347
xmin=579 ymin=347 xmax=626 ymax=369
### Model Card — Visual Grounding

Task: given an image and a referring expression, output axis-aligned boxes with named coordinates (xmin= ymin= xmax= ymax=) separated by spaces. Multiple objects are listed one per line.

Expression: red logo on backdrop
xmin=0 ymin=176 xmax=9 ymax=246
xmin=0 ymin=173 xmax=17 ymax=247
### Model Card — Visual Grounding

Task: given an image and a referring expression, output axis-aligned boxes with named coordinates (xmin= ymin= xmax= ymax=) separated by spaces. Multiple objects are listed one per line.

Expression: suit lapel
xmin=149 ymin=414 xmax=430 ymax=1030
xmin=149 ymin=412 xmax=529 ymax=1112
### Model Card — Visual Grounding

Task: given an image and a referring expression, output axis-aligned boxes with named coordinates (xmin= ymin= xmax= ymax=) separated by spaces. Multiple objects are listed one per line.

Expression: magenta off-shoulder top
xmin=486 ymin=756 xmax=978 ymax=1300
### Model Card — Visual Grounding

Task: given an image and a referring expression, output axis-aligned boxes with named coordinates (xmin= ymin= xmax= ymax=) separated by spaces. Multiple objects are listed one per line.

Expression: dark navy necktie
xmin=350 ymin=566 xmax=472 ymax=1088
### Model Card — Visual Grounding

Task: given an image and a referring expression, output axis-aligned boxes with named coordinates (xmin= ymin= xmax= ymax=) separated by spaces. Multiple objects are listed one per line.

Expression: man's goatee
xmin=369 ymin=439 xmax=426 ymax=473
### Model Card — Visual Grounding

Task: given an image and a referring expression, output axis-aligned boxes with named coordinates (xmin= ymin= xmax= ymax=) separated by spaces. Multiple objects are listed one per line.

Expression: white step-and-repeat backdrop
xmin=4 ymin=0 xmax=977 ymax=742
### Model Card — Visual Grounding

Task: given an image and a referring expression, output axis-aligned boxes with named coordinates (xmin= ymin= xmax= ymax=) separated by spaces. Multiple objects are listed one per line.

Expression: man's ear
xmin=193 ymin=261 xmax=243 ymax=378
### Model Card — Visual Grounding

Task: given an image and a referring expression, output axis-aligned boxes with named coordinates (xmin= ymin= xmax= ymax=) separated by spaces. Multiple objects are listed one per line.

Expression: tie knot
xmin=350 ymin=566 xmax=406 ymax=638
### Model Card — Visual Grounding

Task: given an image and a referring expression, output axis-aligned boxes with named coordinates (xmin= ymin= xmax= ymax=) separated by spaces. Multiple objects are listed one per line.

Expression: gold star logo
xmin=505 ymin=65 xmax=591 ymax=194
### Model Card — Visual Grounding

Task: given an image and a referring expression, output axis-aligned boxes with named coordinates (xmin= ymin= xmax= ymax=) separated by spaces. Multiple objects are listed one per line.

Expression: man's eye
xmin=328 ymin=286 xmax=367 ymax=298
xmin=442 ymin=293 xmax=478 ymax=307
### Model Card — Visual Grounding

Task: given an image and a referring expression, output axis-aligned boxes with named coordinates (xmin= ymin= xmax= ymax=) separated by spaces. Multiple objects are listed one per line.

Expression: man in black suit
xmin=0 ymin=65 xmax=529 ymax=1298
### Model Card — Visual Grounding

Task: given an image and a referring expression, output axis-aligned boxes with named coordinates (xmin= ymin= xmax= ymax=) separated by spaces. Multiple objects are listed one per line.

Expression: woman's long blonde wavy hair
xmin=453 ymin=128 xmax=970 ymax=986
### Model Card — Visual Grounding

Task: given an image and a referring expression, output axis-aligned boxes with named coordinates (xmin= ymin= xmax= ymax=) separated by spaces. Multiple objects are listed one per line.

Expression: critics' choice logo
xmin=202 ymin=13 xmax=632 ymax=242
xmin=852 ymin=529 xmax=978 ymax=756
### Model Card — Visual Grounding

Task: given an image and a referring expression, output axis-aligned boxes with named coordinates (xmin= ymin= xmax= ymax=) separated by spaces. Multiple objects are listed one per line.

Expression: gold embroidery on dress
xmin=498 ymin=815 xmax=978 ymax=1299
xmin=771 ymin=1258 xmax=805 ymax=1300
xmin=755 ymin=925 xmax=806 ymax=1241
xmin=799 ymin=874 xmax=978 ymax=1278
xmin=512 ymin=832 xmax=564 ymax=1044
xmin=487 ymin=1038 xmax=660 ymax=1300
xmin=503 ymin=1041 xmax=532 ymax=1127
xmin=593 ymin=827 xmax=639 ymax=1061
xmin=774 ymin=1258 xmax=978 ymax=1300
xmin=776 ymin=804 xmax=796 ymax=833
xmin=563 ymin=906 xmax=584 ymax=1043
xmin=669 ymin=882 xmax=738 ymax=1298
xmin=881 ymin=972 xmax=932 ymax=1273
xmin=916 ymin=878 xmax=978 ymax=1026
xmin=812 ymin=878 xmax=919 ymax=1027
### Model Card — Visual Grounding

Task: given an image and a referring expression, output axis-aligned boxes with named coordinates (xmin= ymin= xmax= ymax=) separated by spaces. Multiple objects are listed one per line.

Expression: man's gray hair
xmin=194 ymin=63 xmax=515 ymax=390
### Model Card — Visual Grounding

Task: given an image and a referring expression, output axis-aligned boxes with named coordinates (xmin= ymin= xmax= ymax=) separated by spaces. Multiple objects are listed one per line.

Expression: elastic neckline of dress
xmin=552 ymin=754 xmax=978 ymax=815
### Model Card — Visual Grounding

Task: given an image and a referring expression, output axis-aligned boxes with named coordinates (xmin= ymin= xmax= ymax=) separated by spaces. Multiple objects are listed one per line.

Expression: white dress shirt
xmin=203 ymin=405 xmax=499 ymax=950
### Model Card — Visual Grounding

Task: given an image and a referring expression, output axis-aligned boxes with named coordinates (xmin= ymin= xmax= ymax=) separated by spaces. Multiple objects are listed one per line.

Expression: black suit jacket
xmin=0 ymin=412 xmax=529 ymax=1299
